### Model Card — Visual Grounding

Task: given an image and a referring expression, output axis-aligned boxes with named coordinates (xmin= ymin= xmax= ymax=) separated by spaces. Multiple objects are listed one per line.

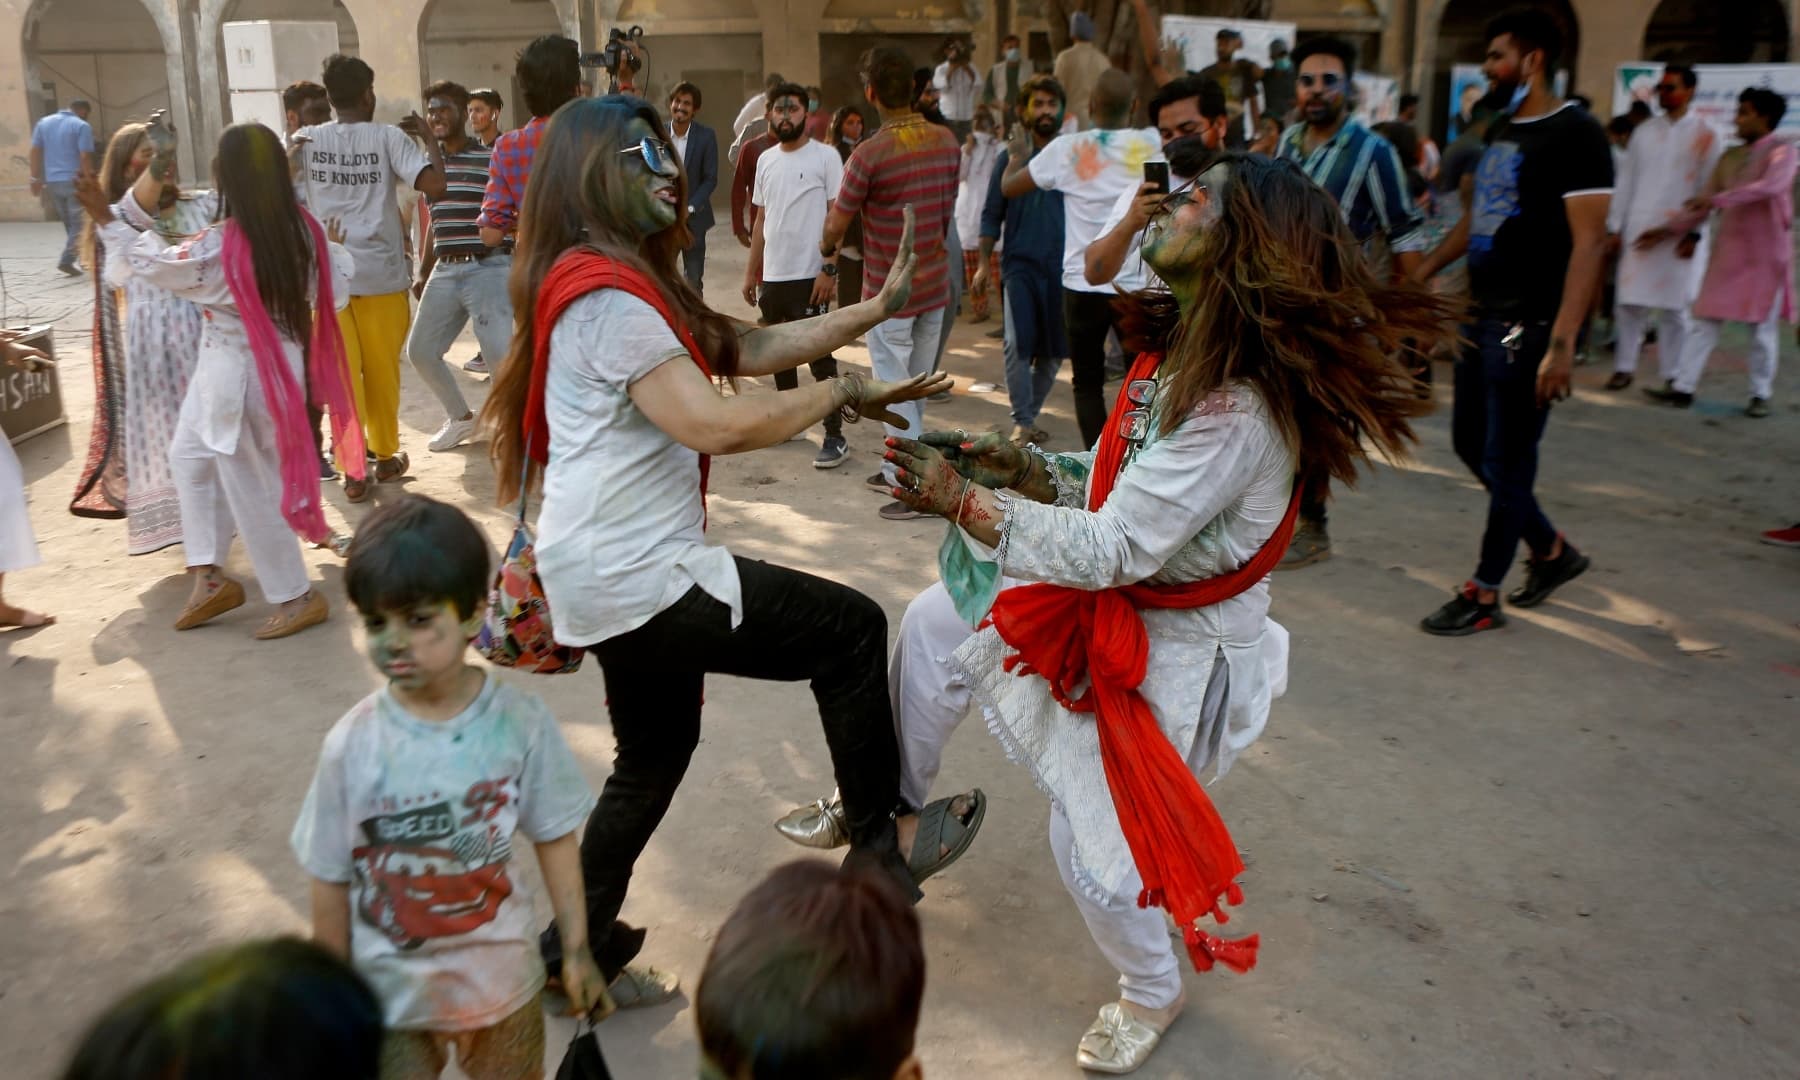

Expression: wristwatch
xmin=819 ymin=263 xmax=839 ymax=277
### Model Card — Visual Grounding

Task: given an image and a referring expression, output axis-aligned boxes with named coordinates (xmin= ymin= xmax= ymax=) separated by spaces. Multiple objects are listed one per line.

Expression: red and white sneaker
xmin=1759 ymin=524 xmax=1800 ymax=548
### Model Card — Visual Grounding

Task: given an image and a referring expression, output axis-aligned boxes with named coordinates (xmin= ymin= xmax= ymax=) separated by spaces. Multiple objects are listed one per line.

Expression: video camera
xmin=581 ymin=25 xmax=644 ymax=80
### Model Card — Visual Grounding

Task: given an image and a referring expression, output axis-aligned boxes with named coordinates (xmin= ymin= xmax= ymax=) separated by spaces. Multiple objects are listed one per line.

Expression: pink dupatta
xmin=218 ymin=211 xmax=364 ymax=544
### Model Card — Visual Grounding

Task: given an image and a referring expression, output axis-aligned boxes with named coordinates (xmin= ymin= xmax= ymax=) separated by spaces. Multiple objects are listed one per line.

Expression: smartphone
xmin=1143 ymin=160 xmax=1170 ymax=195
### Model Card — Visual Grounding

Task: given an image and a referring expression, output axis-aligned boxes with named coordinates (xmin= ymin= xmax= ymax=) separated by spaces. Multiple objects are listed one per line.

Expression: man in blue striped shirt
xmin=1277 ymin=35 xmax=1426 ymax=568
xmin=403 ymin=80 xmax=513 ymax=453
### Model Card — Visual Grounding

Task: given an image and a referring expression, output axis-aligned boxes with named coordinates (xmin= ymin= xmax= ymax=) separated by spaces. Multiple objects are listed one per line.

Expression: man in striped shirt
xmin=1276 ymin=35 xmax=1426 ymax=568
xmin=823 ymin=46 xmax=961 ymax=521
xmin=402 ymin=80 xmax=513 ymax=453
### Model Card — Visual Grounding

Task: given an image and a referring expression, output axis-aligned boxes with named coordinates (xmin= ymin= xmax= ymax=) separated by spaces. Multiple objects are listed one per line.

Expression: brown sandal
xmin=254 ymin=589 xmax=329 ymax=640
xmin=374 ymin=452 xmax=410 ymax=483
xmin=174 ymin=577 xmax=246 ymax=630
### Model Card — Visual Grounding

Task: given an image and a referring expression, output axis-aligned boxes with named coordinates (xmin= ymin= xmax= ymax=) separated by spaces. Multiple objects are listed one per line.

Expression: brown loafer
xmin=375 ymin=451 xmax=410 ymax=483
xmin=174 ymin=577 xmax=246 ymax=630
xmin=254 ymin=589 xmax=329 ymax=640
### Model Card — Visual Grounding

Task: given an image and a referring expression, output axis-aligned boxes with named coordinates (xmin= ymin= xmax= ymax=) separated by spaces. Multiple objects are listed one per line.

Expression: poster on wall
xmin=1354 ymin=73 xmax=1398 ymax=124
xmin=1613 ymin=62 xmax=1800 ymax=141
xmin=1446 ymin=64 xmax=1488 ymax=141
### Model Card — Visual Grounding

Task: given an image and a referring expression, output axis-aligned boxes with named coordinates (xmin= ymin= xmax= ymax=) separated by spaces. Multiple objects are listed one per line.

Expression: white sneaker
xmin=428 ymin=415 xmax=477 ymax=452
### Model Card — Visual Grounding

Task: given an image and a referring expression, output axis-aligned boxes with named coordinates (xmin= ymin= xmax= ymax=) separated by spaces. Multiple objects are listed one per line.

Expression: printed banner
xmin=1447 ymin=64 xmax=1488 ymax=141
xmin=1614 ymin=62 xmax=1800 ymax=141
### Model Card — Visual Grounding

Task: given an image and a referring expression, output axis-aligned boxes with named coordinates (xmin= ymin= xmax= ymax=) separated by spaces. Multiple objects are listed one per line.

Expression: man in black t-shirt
xmin=1413 ymin=7 xmax=1612 ymax=636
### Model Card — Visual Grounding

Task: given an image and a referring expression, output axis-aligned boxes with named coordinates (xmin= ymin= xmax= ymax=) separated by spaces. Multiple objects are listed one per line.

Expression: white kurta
xmin=1610 ymin=111 xmax=1722 ymax=310
xmin=0 ymin=435 xmax=39 ymax=574
xmin=955 ymin=385 xmax=1294 ymax=906
xmin=97 ymin=219 xmax=352 ymax=457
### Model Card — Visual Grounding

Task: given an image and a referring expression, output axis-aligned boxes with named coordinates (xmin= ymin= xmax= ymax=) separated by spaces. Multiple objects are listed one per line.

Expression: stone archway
xmin=420 ymin=0 xmax=572 ymax=132
xmin=1643 ymin=0 xmax=1789 ymax=63
xmin=21 ymin=0 xmax=173 ymax=148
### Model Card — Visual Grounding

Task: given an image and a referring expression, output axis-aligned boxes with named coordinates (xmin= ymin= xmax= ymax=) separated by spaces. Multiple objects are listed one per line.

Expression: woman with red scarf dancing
xmin=777 ymin=153 xmax=1451 ymax=1072
xmin=478 ymin=95 xmax=984 ymax=1007
xmin=77 ymin=120 xmax=361 ymax=639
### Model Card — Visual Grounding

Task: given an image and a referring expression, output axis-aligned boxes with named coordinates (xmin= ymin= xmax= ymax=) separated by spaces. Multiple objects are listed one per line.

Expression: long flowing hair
xmin=1118 ymin=153 xmax=1457 ymax=489
xmin=81 ymin=123 xmax=151 ymax=268
xmin=482 ymin=95 xmax=742 ymax=506
xmin=213 ymin=123 xmax=317 ymax=352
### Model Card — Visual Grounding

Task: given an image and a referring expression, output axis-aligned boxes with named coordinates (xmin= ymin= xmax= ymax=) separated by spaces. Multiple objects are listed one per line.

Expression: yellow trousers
xmin=336 ymin=291 xmax=412 ymax=462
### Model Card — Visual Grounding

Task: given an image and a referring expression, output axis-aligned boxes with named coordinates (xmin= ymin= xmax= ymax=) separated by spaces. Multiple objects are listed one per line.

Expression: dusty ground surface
xmin=2 ymin=219 xmax=1798 ymax=1079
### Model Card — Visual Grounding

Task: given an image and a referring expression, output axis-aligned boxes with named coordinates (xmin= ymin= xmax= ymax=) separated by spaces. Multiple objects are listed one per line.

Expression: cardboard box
xmin=1 ymin=325 xmax=65 ymax=444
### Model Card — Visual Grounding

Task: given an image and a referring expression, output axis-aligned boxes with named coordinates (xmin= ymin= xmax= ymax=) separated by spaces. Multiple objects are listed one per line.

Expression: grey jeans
xmin=45 ymin=181 xmax=82 ymax=269
xmin=402 ymin=252 xmax=514 ymax=420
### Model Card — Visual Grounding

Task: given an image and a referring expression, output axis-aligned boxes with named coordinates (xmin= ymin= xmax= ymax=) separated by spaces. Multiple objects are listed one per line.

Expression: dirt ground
xmin=2 ymin=219 xmax=1798 ymax=1079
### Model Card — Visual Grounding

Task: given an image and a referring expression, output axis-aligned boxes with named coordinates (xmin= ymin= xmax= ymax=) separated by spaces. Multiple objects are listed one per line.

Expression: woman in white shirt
xmin=780 ymin=154 xmax=1454 ymax=1072
xmin=479 ymin=96 xmax=984 ymax=1000
xmin=78 ymin=119 xmax=357 ymax=641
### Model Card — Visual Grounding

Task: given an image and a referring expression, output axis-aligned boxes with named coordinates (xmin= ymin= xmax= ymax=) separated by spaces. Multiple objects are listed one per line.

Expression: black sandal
xmin=907 ymin=789 xmax=986 ymax=886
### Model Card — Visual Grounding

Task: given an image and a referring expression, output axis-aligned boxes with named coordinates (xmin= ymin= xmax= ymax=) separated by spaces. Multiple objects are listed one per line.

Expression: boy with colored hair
xmin=292 ymin=495 xmax=606 ymax=1078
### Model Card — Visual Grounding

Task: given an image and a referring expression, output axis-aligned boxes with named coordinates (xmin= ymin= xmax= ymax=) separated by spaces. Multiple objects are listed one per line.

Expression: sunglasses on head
xmin=619 ymin=136 xmax=676 ymax=174
xmin=1297 ymin=72 xmax=1343 ymax=90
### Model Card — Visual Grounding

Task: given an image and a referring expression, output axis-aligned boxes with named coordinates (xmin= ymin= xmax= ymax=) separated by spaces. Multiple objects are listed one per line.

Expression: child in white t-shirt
xmin=291 ymin=494 xmax=606 ymax=1079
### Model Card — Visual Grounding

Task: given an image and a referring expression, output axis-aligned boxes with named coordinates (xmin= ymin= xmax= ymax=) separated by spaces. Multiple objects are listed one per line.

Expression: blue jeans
xmin=1003 ymin=286 xmax=1061 ymax=428
xmin=401 ymin=252 xmax=513 ymax=420
xmin=1453 ymin=318 xmax=1560 ymax=590
xmin=45 ymin=181 xmax=82 ymax=269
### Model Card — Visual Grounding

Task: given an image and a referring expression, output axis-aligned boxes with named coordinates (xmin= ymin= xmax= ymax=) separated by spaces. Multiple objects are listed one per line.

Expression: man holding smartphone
xmin=1085 ymin=76 xmax=1229 ymax=291
xmin=744 ymin=81 xmax=849 ymax=468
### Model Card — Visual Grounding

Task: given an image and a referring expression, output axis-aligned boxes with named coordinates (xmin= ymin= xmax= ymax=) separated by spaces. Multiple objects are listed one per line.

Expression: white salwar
xmin=1609 ymin=111 xmax=1721 ymax=381
xmin=99 ymin=214 xmax=352 ymax=604
xmin=0 ymin=435 xmax=40 ymax=574
xmin=893 ymin=385 xmax=1293 ymax=1010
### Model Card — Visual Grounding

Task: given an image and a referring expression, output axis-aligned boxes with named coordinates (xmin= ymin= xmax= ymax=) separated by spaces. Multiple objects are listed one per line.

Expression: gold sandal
xmin=174 ymin=577 xmax=246 ymax=630
xmin=1076 ymin=1001 xmax=1179 ymax=1075
xmin=254 ymin=589 xmax=329 ymax=640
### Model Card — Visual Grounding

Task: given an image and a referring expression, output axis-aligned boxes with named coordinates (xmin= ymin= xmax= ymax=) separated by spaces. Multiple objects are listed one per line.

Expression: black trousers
xmin=555 ymin=556 xmax=905 ymax=980
xmin=761 ymin=278 xmax=843 ymax=438
xmin=1062 ymin=287 xmax=1125 ymax=448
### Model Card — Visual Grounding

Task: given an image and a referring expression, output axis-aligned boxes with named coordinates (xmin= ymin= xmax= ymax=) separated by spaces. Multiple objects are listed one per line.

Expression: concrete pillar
xmin=195 ymin=0 xmax=233 ymax=169
xmin=1570 ymin=0 xmax=1655 ymax=105
xmin=339 ymin=0 xmax=428 ymax=120
xmin=138 ymin=0 xmax=201 ymax=186
xmin=0 ymin=0 xmax=44 ymax=220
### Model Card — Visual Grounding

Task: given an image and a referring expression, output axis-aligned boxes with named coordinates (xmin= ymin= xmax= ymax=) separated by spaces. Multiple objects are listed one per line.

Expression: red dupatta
xmin=523 ymin=249 xmax=712 ymax=513
xmin=985 ymin=352 xmax=1301 ymax=974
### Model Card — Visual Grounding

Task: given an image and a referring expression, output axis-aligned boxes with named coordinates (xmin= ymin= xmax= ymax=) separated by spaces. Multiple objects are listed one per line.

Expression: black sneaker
xmin=1604 ymin=372 xmax=1633 ymax=391
xmin=1506 ymin=541 xmax=1589 ymax=608
xmin=1276 ymin=520 xmax=1331 ymax=571
xmin=1746 ymin=396 xmax=1771 ymax=418
xmin=318 ymin=455 xmax=337 ymax=481
xmin=865 ymin=471 xmax=890 ymax=493
xmin=1421 ymin=583 xmax=1506 ymax=636
xmin=1643 ymin=382 xmax=1694 ymax=407
xmin=814 ymin=436 xmax=849 ymax=469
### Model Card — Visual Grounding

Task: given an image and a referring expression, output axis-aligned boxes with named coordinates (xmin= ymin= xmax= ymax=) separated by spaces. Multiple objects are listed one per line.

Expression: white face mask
xmin=1005 ymin=47 xmax=1021 ymax=63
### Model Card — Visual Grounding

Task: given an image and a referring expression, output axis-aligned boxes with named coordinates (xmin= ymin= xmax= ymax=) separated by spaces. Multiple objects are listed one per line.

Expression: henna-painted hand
xmin=920 ymin=429 xmax=1027 ymax=489
xmin=859 ymin=371 xmax=951 ymax=425
xmin=873 ymin=206 xmax=917 ymax=316
xmin=886 ymin=437 xmax=967 ymax=518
